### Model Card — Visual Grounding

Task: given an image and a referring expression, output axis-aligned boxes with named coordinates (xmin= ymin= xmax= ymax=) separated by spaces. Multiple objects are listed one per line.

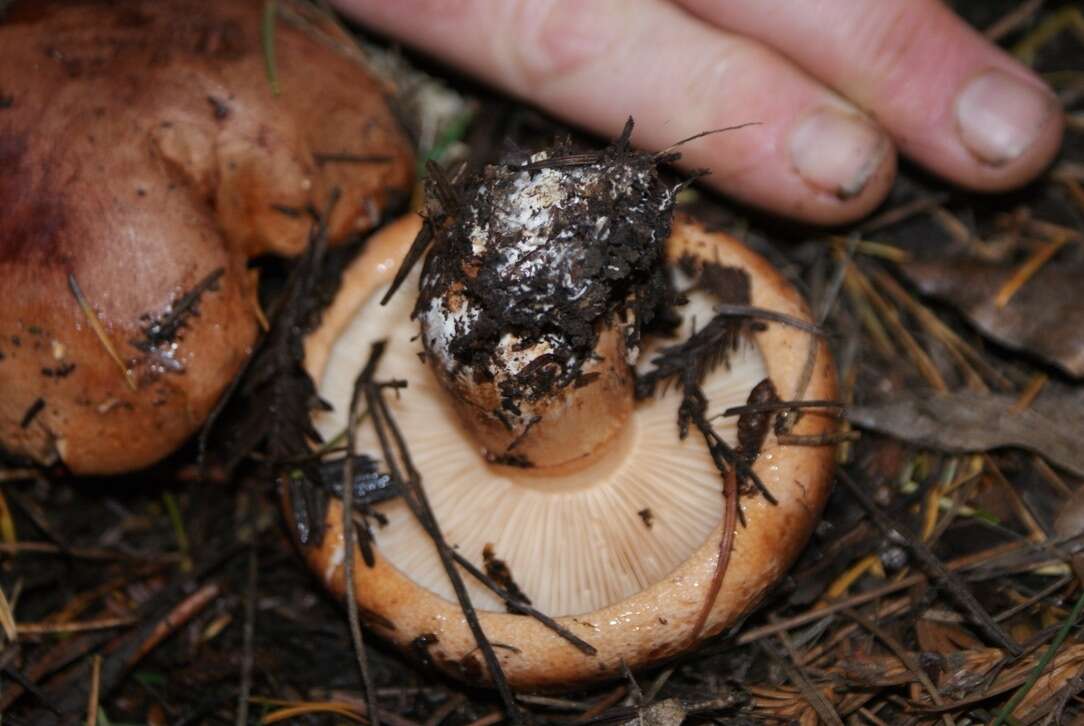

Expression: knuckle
xmin=849 ymin=1 xmax=951 ymax=104
xmin=502 ymin=0 xmax=619 ymax=89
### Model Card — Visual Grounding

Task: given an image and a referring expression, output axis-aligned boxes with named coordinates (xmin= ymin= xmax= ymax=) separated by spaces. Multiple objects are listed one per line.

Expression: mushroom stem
xmin=413 ymin=144 xmax=673 ymax=470
xmin=424 ymin=322 xmax=636 ymax=469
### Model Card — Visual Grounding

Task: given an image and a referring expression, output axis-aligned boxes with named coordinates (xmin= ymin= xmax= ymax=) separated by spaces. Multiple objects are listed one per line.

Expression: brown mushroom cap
xmin=0 ymin=0 xmax=413 ymax=473
xmin=302 ymin=214 xmax=836 ymax=689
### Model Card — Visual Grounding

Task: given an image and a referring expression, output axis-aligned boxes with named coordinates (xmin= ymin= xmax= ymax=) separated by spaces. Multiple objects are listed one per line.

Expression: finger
xmin=674 ymin=0 xmax=1064 ymax=191
xmin=334 ymin=0 xmax=899 ymax=224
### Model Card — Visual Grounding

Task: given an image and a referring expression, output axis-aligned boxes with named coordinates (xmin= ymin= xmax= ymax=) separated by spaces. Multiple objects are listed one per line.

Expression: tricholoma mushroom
xmin=0 ymin=0 xmax=412 ymax=474
xmin=303 ymin=124 xmax=838 ymax=689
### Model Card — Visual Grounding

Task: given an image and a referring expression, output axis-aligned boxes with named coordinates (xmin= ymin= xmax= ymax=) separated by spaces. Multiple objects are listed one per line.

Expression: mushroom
xmin=301 ymin=144 xmax=836 ymax=689
xmin=0 ymin=0 xmax=412 ymax=474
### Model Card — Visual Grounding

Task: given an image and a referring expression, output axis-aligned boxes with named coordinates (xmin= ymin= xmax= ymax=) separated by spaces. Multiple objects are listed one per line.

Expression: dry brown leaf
xmin=900 ymin=253 xmax=1084 ymax=377
xmin=848 ymin=390 xmax=1084 ymax=476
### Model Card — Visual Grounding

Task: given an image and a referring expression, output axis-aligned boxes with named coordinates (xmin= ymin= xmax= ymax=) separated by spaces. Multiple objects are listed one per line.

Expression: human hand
xmin=332 ymin=0 xmax=1064 ymax=225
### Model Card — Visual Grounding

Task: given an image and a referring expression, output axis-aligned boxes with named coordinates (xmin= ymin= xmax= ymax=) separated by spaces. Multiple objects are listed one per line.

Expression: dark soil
xmin=414 ymin=124 xmax=674 ymax=405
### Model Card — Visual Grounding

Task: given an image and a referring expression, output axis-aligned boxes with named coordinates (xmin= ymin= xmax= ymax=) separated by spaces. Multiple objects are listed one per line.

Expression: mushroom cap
xmin=302 ymin=214 xmax=836 ymax=689
xmin=0 ymin=0 xmax=413 ymax=473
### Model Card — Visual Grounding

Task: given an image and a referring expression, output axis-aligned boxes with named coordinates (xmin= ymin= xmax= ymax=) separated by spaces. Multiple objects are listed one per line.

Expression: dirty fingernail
xmin=789 ymin=107 xmax=888 ymax=199
xmin=955 ymin=68 xmax=1057 ymax=166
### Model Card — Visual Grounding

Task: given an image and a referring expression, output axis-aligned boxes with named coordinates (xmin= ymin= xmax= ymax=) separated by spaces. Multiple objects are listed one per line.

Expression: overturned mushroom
xmin=302 ymin=141 xmax=836 ymax=689
xmin=0 ymin=0 xmax=412 ymax=474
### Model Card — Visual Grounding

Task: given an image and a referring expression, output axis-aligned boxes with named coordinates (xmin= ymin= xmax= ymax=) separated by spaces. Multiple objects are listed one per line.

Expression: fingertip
xmin=673 ymin=0 xmax=1065 ymax=197
xmin=950 ymin=67 xmax=1065 ymax=192
xmin=799 ymin=138 xmax=898 ymax=226
xmin=781 ymin=143 xmax=898 ymax=227
xmin=787 ymin=107 xmax=891 ymax=202
xmin=694 ymin=107 xmax=898 ymax=226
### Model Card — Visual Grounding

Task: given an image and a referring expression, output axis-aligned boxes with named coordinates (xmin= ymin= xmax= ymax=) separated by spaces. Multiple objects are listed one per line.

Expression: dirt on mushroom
xmin=404 ymin=122 xmax=686 ymax=468
xmin=414 ymin=123 xmax=674 ymax=398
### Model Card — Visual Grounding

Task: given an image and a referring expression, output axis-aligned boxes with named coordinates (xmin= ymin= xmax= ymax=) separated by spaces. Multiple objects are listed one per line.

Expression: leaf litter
xmin=849 ymin=387 xmax=1084 ymax=477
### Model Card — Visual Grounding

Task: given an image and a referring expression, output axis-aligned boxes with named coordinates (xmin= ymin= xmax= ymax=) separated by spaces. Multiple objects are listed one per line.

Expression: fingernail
xmin=789 ymin=107 xmax=888 ymax=200
xmin=955 ymin=69 xmax=1057 ymax=166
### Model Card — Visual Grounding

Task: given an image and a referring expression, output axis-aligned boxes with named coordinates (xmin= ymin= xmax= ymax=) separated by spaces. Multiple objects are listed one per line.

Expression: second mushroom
xmin=300 ymin=129 xmax=837 ymax=689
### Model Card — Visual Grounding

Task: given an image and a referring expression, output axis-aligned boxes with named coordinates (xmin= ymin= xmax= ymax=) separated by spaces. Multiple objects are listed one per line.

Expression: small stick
xmin=573 ymin=686 xmax=627 ymax=723
xmin=235 ymin=544 xmax=258 ymax=726
xmin=688 ymin=467 xmax=738 ymax=643
xmin=0 ymin=583 xmax=16 ymax=641
xmin=342 ymin=345 xmax=382 ymax=726
xmin=2 ymin=665 xmax=61 ymax=716
xmin=19 ymin=398 xmax=44 ymax=428
xmin=847 ymin=265 xmax=948 ymax=391
xmin=449 ymin=550 xmax=597 ymax=656
xmin=709 ymin=304 xmax=825 ymax=335
xmin=17 ymin=617 xmax=135 ymax=636
xmin=775 ymin=431 xmax=859 ymax=446
xmin=872 ymin=268 xmax=1011 ymax=391
xmin=361 ymin=344 xmax=521 ymax=722
xmin=84 ymin=655 xmax=101 ymax=726
xmin=135 ymin=582 xmax=222 ymax=661
xmin=993 ymin=574 xmax=1072 ymax=623
xmin=837 ymin=469 xmax=1023 ymax=656
xmin=721 ymin=399 xmax=844 ymax=418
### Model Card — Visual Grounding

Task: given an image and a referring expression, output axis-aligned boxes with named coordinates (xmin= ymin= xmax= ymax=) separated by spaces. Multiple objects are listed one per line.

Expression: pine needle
xmin=85 ymin=654 xmax=102 ymax=726
xmin=0 ymin=585 xmax=16 ymax=642
xmin=261 ymin=0 xmax=281 ymax=96
xmin=68 ymin=273 xmax=137 ymax=391
xmin=994 ymin=233 xmax=1070 ymax=308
